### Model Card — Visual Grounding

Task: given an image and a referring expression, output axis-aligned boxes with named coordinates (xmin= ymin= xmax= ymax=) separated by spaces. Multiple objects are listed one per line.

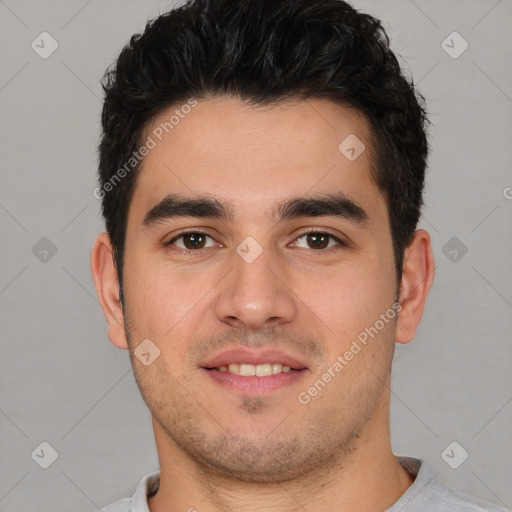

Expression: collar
xmin=129 ymin=471 xmax=160 ymax=512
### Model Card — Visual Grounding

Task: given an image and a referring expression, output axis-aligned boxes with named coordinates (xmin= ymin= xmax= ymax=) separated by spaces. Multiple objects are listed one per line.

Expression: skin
xmin=91 ymin=97 xmax=435 ymax=512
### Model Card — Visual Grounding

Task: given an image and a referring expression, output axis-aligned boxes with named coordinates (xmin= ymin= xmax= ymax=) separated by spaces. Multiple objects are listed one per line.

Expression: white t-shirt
xmin=101 ymin=456 xmax=509 ymax=512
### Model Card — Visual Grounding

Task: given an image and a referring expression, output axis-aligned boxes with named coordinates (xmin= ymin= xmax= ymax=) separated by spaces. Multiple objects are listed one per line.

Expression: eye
xmin=165 ymin=230 xmax=346 ymax=254
xmin=293 ymin=231 xmax=345 ymax=250
xmin=167 ymin=231 xmax=217 ymax=251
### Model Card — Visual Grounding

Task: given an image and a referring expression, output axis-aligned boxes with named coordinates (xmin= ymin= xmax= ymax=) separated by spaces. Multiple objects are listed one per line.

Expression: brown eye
xmin=294 ymin=231 xmax=342 ymax=250
xmin=168 ymin=232 xmax=216 ymax=251
xmin=182 ymin=233 xmax=207 ymax=249
xmin=306 ymin=233 xmax=330 ymax=249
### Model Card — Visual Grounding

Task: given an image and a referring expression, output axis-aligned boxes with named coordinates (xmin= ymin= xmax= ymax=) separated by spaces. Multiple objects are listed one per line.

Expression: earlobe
xmin=90 ymin=232 xmax=129 ymax=349
xmin=395 ymin=229 xmax=435 ymax=345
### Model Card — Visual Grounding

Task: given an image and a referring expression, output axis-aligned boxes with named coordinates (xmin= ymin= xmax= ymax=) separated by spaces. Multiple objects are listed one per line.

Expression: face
xmin=119 ymin=97 xmax=401 ymax=481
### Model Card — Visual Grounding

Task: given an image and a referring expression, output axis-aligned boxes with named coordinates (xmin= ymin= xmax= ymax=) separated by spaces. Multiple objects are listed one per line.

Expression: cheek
xmin=123 ymin=277 xmax=194 ymax=376
xmin=123 ymin=256 xmax=216 ymax=360
xmin=296 ymin=259 xmax=391 ymax=335
xmin=125 ymin=254 xmax=196 ymax=314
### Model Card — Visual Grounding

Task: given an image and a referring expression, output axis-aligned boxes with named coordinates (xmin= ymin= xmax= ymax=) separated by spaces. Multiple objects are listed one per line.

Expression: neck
xmin=148 ymin=402 xmax=413 ymax=512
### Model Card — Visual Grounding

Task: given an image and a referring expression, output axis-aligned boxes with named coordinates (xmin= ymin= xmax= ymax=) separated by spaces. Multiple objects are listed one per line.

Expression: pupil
xmin=185 ymin=233 xmax=205 ymax=249
xmin=307 ymin=233 xmax=328 ymax=249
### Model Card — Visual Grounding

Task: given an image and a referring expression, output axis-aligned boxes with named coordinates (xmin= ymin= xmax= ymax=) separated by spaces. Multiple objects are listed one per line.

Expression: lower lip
xmin=202 ymin=368 xmax=308 ymax=395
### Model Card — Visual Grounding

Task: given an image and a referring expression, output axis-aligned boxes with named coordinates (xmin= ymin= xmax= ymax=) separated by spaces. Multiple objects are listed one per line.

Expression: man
xmin=90 ymin=0 xmax=507 ymax=510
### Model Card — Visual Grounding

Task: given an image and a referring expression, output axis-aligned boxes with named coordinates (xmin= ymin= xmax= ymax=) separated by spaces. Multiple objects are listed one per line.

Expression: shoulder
xmin=392 ymin=457 xmax=509 ymax=512
xmin=428 ymin=482 xmax=509 ymax=512
xmin=100 ymin=471 xmax=160 ymax=512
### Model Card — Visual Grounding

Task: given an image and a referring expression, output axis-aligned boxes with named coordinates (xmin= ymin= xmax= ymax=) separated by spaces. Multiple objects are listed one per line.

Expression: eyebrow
xmin=142 ymin=192 xmax=370 ymax=228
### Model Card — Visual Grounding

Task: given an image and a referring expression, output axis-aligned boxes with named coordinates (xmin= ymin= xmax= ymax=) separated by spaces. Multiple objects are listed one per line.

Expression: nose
xmin=214 ymin=244 xmax=297 ymax=330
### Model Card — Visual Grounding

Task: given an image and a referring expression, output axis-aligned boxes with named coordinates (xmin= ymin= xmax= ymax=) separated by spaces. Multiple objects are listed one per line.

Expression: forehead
xmin=130 ymin=96 xmax=385 ymax=223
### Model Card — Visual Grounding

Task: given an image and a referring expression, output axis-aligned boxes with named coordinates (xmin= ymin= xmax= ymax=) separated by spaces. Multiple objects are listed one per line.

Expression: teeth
xmin=256 ymin=363 xmax=272 ymax=376
xmin=239 ymin=364 xmax=255 ymax=376
xmin=219 ymin=363 xmax=294 ymax=376
xmin=228 ymin=363 xmax=240 ymax=374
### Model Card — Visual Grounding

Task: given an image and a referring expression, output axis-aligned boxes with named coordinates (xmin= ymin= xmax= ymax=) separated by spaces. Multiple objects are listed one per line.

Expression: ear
xmin=395 ymin=229 xmax=435 ymax=344
xmin=90 ymin=232 xmax=129 ymax=349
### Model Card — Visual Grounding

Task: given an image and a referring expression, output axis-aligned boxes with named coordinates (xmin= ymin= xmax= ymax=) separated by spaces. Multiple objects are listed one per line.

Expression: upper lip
xmin=201 ymin=348 xmax=308 ymax=370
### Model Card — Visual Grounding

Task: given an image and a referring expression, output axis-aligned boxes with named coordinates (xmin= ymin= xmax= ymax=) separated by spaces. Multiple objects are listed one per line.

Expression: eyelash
xmin=165 ymin=229 xmax=348 ymax=255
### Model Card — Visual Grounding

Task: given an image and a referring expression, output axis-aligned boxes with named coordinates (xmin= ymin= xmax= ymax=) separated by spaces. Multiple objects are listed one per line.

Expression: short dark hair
xmin=98 ymin=0 xmax=429 ymax=301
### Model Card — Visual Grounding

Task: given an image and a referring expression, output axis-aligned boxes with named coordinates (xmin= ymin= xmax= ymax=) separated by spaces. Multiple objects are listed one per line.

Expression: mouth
xmin=209 ymin=362 xmax=294 ymax=376
xmin=200 ymin=348 xmax=309 ymax=395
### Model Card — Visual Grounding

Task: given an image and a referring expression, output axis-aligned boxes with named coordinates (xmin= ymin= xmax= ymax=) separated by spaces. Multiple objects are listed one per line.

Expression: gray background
xmin=1 ymin=0 xmax=511 ymax=510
